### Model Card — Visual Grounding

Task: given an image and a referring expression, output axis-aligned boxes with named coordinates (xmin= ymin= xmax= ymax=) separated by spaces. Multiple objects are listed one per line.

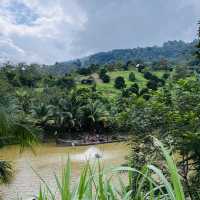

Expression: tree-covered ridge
xmin=86 ymin=40 xmax=196 ymax=64
xmin=47 ymin=40 xmax=197 ymax=75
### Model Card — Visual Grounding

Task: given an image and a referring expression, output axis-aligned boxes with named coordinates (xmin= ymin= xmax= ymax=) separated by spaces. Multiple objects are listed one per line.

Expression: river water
xmin=0 ymin=142 xmax=129 ymax=200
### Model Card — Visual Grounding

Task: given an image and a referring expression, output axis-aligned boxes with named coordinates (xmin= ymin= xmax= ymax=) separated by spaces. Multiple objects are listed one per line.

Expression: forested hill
xmin=48 ymin=40 xmax=197 ymax=74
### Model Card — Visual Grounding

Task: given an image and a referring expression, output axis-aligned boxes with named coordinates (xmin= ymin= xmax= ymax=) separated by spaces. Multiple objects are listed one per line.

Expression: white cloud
xmin=0 ymin=0 xmax=199 ymax=64
xmin=0 ymin=0 xmax=88 ymax=63
xmin=0 ymin=36 xmax=25 ymax=62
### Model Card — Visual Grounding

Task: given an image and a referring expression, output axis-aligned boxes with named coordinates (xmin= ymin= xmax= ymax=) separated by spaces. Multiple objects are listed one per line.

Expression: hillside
xmin=47 ymin=40 xmax=197 ymax=75
xmin=76 ymin=69 xmax=165 ymax=99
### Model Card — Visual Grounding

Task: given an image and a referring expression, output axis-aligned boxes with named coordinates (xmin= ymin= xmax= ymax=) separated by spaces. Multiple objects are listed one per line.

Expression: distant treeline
xmin=47 ymin=40 xmax=198 ymax=75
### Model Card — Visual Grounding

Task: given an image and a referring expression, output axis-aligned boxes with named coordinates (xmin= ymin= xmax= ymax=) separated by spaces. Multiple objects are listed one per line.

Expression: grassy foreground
xmin=33 ymin=139 xmax=185 ymax=200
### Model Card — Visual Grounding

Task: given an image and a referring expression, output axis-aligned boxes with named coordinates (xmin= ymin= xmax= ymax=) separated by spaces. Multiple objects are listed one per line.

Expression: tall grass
xmin=34 ymin=138 xmax=185 ymax=200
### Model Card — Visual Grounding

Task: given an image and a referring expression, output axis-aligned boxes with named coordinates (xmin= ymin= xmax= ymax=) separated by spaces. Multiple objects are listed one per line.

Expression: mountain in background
xmin=47 ymin=40 xmax=197 ymax=75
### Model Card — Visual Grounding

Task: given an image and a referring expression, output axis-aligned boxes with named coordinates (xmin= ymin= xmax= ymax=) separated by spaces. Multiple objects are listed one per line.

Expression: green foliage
xmin=114 ymin=76 xmax=126 ymax=89
xmin=0 ymin=105 xmax=38 ymax=149
xmin=144 ymin=71 xmax=154 ymax=80
xmin=146 ymin=80 xmax=158 ymax=90
xmin=139 ymin=88 xmax=149 ymax=96
xmin=151 ymin=59 xmax=172 ymax=71
xmin=99 ymin=68 xmax=110 ymax=83
xmin=162 ymin=73 xmax=170 ymax=80
xmin=122 ymin=83 xmax=140 ymax=97
xmin=128 ymin=78 xmax=200 ymax=199
xmin=129 ymin=72 xmax=136 ymax=82
xmin=56 ymin=76 xmax=75 ymax=89
xmin=78 ymin=100 xmax=109 ymax=132
xmin=173 ymin=66 xmax=193 ymax=81
xmin=99 ymin=68 xmax=107 ymax=78
xmin=79 ymin=40 xmax=196 ymax=70
xmin=0 ymin=104 xmax=39 ymax=184
xmin=77 ymin=67 xmax=92 ymax=76
xmin=101 ymin=74 xmax=110 ymax=83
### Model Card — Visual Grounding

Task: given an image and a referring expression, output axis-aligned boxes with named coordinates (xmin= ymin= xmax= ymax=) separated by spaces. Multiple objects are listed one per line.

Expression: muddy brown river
xmin=0 ymin=142 xmax=129 ymax=200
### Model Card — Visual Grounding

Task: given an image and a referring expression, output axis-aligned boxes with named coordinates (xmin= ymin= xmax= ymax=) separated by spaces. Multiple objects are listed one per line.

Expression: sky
xmin=0 ymin=0 xmax=199 ymax=64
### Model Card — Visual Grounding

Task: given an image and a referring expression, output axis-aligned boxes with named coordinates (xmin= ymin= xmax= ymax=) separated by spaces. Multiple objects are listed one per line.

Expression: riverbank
xmin=0 ymin=134 xmax=129 ymax=148
xmin=56 ymin=134 xmax=128 ymax=146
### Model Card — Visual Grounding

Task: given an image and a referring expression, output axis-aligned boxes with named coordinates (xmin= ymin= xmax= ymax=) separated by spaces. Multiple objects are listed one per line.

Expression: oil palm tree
xmin=15 ymin=89 xmax=31 ymax=113
xmin=48 ymin=99 xmax=76 ymax=137
xmin=78 ymin=100 xmax=109 ymax=133
xmin=31 ymin=103 xmax=53 ymax=126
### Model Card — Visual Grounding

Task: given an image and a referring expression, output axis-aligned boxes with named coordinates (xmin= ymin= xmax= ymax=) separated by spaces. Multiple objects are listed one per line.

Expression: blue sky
xmin=7 ymin=1 xmax=38 ymax=25
xmin=0 ymin=0 xmax=199 ymax=64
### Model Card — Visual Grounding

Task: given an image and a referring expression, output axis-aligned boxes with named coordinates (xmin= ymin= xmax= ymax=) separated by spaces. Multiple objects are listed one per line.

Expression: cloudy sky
xmin=0 ymin=0 xmax=199 ymax=64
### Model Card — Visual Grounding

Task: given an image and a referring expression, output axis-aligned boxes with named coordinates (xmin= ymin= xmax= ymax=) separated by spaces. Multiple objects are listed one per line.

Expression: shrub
xmin=129 ymin=83 xmax=139 ymax=94
xmin=77 ymin=68 xmax=92 ymax=76
xmin=56 ymin=76 xmax=75 ymax=89
xmin=114 ymin=76 xmax=126 ymax=89
xmin=143 ymin=94 xmax=151 ymax=100
xmin=163 ymin=73 xmax=170 ymax=79
xmin=139 ymin=87 xmax=149 ymax=96
xmin=147 ymin=80 xmax=158 ymax=90
xmin=99 ymin=68 xmax=107 ymax=79
xmin=122 ymin=89 xmax=131 ymax=97
xmin=129 ymin=72 xmax=136 ymax=82
xmin=158 ymin=79 xmax=165 ymax=86
xmin=122 ymin=64 xmax=129 ymax=71
xmin=144 ymin=71 xmax=153 ymax=80
xmin=151 ymin=74 xmax=160 ymax=82
xmin=101 ymin=74 xmax=110 ymax=83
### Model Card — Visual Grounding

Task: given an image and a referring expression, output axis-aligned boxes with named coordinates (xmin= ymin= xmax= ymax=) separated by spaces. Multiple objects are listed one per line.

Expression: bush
xmin=99 ymin=68 xmax=107 ymax=79
xmin=140 ymin=88 xmax=149 ymax=96
xmin=144 ymin=71 xmax=153 ymax=80
xmin=122 ymin=89 xmax=131 ymax=97
xmin=77 ymin=67 xmax=92 ymax=75
xmin=143 ymin=93 xmax=151 ymax=100
xmin=129 ymin=83 xmax=139 ymax=94
xmin=114 ymin=76 xmax=126 ymax=89
xmin=151 ymin=74 xmax=160 ymax=82
xmin=129 ymin=72 xmax=136 ymax=82
xmin=122 ymin=65 xmax=129 ymax=71
xmin=158 ymin=79 xmax=165 ymax=86
xmin=101 ymin=74 xmax=110 ymax=83
xmin=121 ymin=83 xmax=139 ymax=97
xmin=57 ymin=76 xmax=75 ymax=89
xmin=99 ymin=68 xmax=110 ymax=83
xmin=147 ymin=80 xmax=158 ymax=90
xmin=162 ymin=73 xmax=170 ymax=79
